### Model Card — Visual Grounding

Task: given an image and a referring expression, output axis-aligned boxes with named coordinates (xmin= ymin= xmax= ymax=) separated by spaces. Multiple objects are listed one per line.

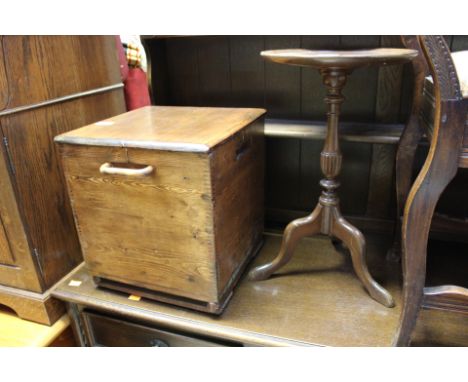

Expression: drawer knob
xmin=99 ymin=162 xmax=154 ymax=176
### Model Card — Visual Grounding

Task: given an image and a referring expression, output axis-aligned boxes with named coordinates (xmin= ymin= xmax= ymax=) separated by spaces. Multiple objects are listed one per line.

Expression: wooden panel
xmin=365 ymin=144 xmax=396 ymax=218
xmin=229 ymin=36 xmax=265 ymax=108
xmin=1 ymin=90 xmax=126 ymax=289
xmin=0 ymin=137 xmax=41 ymax=292
xmin=0 ymin=217 xmax=14 ymax=266
xmin=265 ymin=137 xmax=301 ymax=211
xmin=2 ymin=36 xmax=122 ymax=108
xmin=340 ymin=36 xmax=380 ymax=122
xmin=165 ymin=38 xmax=201 ymax=106
xmin=398 ymin=60 xmax=414 ymax=122
xmin=146 ymin=39 xmax=170 ymax=105
xmin=366 ymin=36 xmax=403 ymax=218
xmin=0 ymin=37 xmax=8 ymax=111
xmin=197 ymin=37 xmax=232 ymax=107
xmin=298 ymin=139 xmax=323 ymax=209
xmin=264 ymin=36 xmax=301 ymax=118
xmin=211 ymin=119 xmax=264 ymax=296
xmin=60 ymin=144 xmax=218 ymax=302
xmin=375 ymin=36 xmax=405 ymax=124
xmin=150 ymin=35 xmax=468 ymax=231
xmin=0 ymin=283 xmax=65 ymax=325
xmin=339 ymin=141 xmax=373 ymax=215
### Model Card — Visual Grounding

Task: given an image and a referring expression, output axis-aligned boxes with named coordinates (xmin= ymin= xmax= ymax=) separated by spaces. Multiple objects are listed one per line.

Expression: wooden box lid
xmin=55 ymin=106 xmax=266 ymax=153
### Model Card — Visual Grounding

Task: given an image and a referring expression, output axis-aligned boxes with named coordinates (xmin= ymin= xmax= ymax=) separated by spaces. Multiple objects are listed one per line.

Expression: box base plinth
xmin=93 ymin=276 xmax=232 ymax=315
xmin=93 ymin=238 xmax=264 ymax=315
xmin=0 ymin=284 xmax=65 ymax=326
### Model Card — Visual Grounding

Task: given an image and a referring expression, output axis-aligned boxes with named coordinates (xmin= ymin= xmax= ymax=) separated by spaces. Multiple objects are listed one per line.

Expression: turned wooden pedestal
xmin=249 ymin=48 xmax=418 ymax=307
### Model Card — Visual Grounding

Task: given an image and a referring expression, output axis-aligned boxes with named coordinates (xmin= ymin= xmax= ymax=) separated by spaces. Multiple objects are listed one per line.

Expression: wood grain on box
xmin=56 ymin=106 xmax=265 ymax=314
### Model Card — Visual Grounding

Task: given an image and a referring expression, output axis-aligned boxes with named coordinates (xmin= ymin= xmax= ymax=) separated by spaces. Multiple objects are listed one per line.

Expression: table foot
xmin=248 ymin=204 xmax=323 ymax=281
xmin=331 ymin=208 xmax=395 ymax=308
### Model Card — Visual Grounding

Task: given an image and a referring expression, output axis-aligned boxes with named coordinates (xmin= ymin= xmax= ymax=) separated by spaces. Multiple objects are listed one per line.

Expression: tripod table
xmin=249 ymin=48 xmax=418 ymax=307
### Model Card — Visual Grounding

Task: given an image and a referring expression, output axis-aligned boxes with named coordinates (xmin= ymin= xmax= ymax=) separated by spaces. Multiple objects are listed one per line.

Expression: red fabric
xmin=124 ymin=68 xmax=151 ymax=110
xmin=115 ymin=36 xmax=129 ymax=82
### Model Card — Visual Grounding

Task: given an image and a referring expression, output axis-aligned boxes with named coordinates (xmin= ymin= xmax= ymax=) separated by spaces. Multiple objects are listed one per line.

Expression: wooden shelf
xmin=265 ymin=118 xmax=405 ymax=144
xmin=52 ymin=233 xmax=468 ymax=346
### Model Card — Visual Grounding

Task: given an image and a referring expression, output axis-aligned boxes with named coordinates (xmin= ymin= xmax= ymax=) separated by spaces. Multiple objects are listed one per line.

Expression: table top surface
xmin=0 ymin=310 xmax=69 ymax=347
xmin=55 ymin=106 xmax=265 ymax=153
xmin=261 ymin=48 xmax=418 ymax=70
xmin=53 ymin=233 xmax=404 ymax=346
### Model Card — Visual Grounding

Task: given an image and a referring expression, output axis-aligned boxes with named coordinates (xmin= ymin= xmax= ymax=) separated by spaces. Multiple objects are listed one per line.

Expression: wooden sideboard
xmin=0 ymin=36 xmax=126 ymax=325
xmin=52 ymin=233 xmax=468 ymax=346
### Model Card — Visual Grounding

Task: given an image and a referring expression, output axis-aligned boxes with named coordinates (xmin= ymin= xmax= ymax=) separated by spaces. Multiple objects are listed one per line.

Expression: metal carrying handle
xmin=99 ymin=162 xmax=154 ymax=176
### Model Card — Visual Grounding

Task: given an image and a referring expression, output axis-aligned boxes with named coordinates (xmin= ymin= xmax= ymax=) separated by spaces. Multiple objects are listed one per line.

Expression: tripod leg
xmin=249 ymin=204 xmax=323 ymax=281
xmin=331 ymin=208 xmax=395 ymax=308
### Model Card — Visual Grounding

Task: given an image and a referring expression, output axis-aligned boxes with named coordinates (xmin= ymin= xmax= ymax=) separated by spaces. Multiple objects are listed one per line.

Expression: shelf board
xmin=265 ymin=118 xmax=405 ymax=144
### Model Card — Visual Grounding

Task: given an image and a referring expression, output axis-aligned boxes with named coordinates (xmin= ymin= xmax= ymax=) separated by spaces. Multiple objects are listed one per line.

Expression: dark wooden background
xmin=144 ymin=35 xmax=468 ymax=233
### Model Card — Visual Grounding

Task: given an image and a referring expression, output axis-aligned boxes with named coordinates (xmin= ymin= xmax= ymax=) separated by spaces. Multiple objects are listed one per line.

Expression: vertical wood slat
xmin=229 ymin=36 xmax=265 ymax=108
xmin=264 ymin=36 xmax=301 ymax=119
xmin=146 ymin=39 xmax=170 ymax=106
xmin=165 ymin=38 xmax=201 ymax=106
xmin=338 ymin=36 xmax=380 ymax=216
xmin=366 ymin=35 xmax=402 ymax=218
xmin=340 ymin=36 xmax=380 ymax=122
xmin=263 ymin=36 xmax=302 ymax=211
xmin=197 ymin=36 xmax=232 ymax=107
xmin=398 ymin=60 xmax=414 ymax=123
xmin=265 ymin=137 xmax=302 ymax=211
xmin=0 ymin=37 xmax=9 ymax=111
xmin=340 ymin=142 xmax=374 ymax=215
xmin=0 ymin=215 xmax=15 ymax=265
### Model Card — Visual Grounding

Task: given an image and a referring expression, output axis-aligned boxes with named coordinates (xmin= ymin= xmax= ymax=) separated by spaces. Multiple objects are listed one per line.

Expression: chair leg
xmin=388 ymin=114 xmax=423 ymax=261
xmin=393 ymin=154 xmax=457 ymax=346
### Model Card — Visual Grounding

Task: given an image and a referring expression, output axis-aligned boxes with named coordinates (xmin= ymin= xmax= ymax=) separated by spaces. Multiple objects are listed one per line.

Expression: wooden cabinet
xmin=0 ymin=36 xmax=126 ymax=325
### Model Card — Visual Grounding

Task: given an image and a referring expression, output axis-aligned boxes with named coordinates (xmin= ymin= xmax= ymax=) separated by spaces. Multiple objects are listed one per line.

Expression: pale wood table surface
xmin=0 ymin=309 xmax=70 ymax=347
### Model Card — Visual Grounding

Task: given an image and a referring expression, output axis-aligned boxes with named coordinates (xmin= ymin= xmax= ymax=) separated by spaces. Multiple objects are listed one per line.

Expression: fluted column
xmin=318 ymin=69 xmax=347 ymax=234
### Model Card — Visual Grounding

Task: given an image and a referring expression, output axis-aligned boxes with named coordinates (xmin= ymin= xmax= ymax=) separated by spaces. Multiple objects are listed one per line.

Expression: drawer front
xmin=82 ymin=312 xmax=230 ymax=347
xmin=59 ymin=145 xmax=218 ymax=302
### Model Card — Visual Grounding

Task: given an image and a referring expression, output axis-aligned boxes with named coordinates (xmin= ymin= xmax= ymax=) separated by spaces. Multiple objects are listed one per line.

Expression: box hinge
xmin=3 ymin=136 xmax=15 ymax=175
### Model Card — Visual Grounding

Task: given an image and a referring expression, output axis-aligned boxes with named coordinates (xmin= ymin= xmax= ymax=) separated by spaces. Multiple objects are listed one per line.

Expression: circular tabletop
xmin=261 ymin=48 xmax=418 ymax=70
